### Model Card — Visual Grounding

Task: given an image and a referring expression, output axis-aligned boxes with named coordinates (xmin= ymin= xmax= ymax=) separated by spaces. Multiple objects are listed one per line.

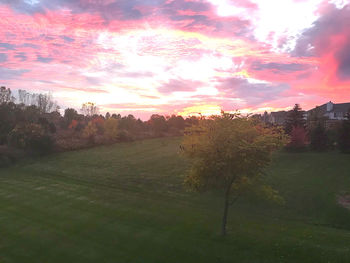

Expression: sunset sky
xmin=1 ymin=0 xmax=350 ymax=119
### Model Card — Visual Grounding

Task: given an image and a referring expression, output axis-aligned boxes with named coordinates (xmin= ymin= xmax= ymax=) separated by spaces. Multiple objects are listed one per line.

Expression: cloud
xmin=217 ymin=77 xmax=290 ymax=105
xmin=61 ymin=36 xmax=75 ymax=43
xmin=36 ymin=55 xmax=54 ymax=63
xmin=0 ymin=68 xmax=29 ymax=80
xmin=158 ymin=78 xmax=203 ymax=94
xmin=0 ymin=42 xmax=16 ymax=50
xmin=0 ymin=53 xmax=7 ymax=62
xmin=292 ymin=4 xmax=350 ymax=81
xmin=292 ymin=4 xmax=350 ymax=57
xmin=14 ymin=52 xmax=27 ymax=61
xmin=251 ymin=61 xmax=311 ymax=72
xmin=335 ymin=37 xmax=350 ymax=80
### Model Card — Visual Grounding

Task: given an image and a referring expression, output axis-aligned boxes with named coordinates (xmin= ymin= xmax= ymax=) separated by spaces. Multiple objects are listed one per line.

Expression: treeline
xmin=0 ymin=86 xmax=199 ymax=167
xmin=261 ymin=104 xmax=350 ymax=153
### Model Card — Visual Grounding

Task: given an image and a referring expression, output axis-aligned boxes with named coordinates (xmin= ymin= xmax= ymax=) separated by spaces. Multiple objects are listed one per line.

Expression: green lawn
xmin=1 ymin=137 xmax=350 ymax=262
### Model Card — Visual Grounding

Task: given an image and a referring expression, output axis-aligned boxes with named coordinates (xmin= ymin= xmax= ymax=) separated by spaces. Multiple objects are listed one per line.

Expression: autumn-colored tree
xmin=83 ymin=121 xmax=98 ymax=144
xmin=104 ymin=118 xmax=119 ymax=141
xmin=68 ymin=119 xmax=78 ymax=130
xmin=287 ymin=126 xmax=308 ymax=150
xmin=181 ymin=112 xmax=287 ymax=236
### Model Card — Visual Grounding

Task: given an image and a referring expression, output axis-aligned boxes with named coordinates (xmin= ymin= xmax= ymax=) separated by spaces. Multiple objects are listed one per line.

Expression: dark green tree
xmin=284 ymin=104 xmax=306 ymax=135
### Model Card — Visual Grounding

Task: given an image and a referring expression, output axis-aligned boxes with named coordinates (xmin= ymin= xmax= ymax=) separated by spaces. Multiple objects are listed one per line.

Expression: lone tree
xmin=181 ymin=112 xmax=287 ymax=236
xmin=284 ymin=104 xmax=306 ymax=135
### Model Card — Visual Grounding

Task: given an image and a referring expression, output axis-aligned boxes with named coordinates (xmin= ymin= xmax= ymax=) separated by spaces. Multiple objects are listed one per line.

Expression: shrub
xmin=7 ymin=123 xmax=54 ymax=155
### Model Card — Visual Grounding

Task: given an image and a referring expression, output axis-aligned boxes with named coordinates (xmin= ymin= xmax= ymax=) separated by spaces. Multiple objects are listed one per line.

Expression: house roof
xmin=333 ymin=103 xmax=350 ymax=113
xmin=308 ymin=102 xmax=350 ymax=114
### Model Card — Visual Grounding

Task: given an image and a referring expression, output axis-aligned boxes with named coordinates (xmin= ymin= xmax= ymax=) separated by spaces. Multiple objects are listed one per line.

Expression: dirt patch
xmin=337 ymin=192 xmax=350 ymax=210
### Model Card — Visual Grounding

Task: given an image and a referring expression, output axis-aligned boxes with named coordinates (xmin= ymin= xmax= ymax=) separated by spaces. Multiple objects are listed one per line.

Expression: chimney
xmin=326 ymin=101 xmax=333 ymax=112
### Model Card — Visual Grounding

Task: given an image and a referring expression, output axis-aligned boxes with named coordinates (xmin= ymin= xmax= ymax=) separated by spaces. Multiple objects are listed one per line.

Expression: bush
xmin=7 ymin=123 xmax=54 ymax=155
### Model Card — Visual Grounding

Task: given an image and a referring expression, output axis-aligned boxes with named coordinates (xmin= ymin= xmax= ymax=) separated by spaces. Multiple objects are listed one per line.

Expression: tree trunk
xmin=221 ymin=185 xmax=231 ymax=236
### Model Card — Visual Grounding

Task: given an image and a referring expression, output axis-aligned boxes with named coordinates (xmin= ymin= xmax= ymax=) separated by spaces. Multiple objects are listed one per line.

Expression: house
xmin=268 ymin=111 xmax=288 ymax=125
xmin=307 ymin=101 xmax=350 ymax=120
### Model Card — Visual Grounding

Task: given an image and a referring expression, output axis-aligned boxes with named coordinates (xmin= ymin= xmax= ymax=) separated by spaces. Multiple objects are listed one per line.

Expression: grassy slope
xmin=0 ymin=137 xmax=350 ymax=263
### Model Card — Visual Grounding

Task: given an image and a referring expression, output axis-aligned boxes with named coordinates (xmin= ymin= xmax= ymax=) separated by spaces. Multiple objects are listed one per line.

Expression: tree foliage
xmin=83 ymin=121 xmax=98 ymax=144
xmin=181 ymin=112 xmax=288 ymax=235
xmin=7 ymin=123 xmax=54 ymax=154
xmin=287 ymin=126 xmax=308 ymax=151
xmin=149 ymin=114 xmax=168 ymax=135
xmin=284 ymin=104 xmax=306 ymax=135
xmin=104 ymin=118 xmax=119 ymax=141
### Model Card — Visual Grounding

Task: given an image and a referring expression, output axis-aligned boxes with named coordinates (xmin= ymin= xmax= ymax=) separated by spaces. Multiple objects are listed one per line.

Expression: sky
xmin=1 ymin=0 xmax=350 ymax=119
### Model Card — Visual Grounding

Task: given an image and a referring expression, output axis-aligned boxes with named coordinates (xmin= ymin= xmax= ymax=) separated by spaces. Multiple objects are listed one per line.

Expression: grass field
xmin=1 ymin=137 xmax=350 ymax=262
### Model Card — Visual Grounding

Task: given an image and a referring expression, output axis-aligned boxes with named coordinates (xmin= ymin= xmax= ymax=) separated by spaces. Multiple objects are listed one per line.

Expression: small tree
xmin=181 ymin=112 xmax=287 ymax=236
xmin=284 ymin=104 xmax=306 ymax=135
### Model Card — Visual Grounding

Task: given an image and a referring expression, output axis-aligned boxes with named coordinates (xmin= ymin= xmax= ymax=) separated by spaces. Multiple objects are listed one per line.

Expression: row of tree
xmin=0 ymin=86 xmax=200 ymax=165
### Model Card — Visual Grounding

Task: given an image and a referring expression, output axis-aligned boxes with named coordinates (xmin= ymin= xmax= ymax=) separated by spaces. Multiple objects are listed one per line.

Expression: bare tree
xmin=18 ymin=89 xmax=59 ymax=113
xmin=81 ymin=102 xmax=99 ymax=117
xmin=0 ymin=86 xmax=15 ymax=104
